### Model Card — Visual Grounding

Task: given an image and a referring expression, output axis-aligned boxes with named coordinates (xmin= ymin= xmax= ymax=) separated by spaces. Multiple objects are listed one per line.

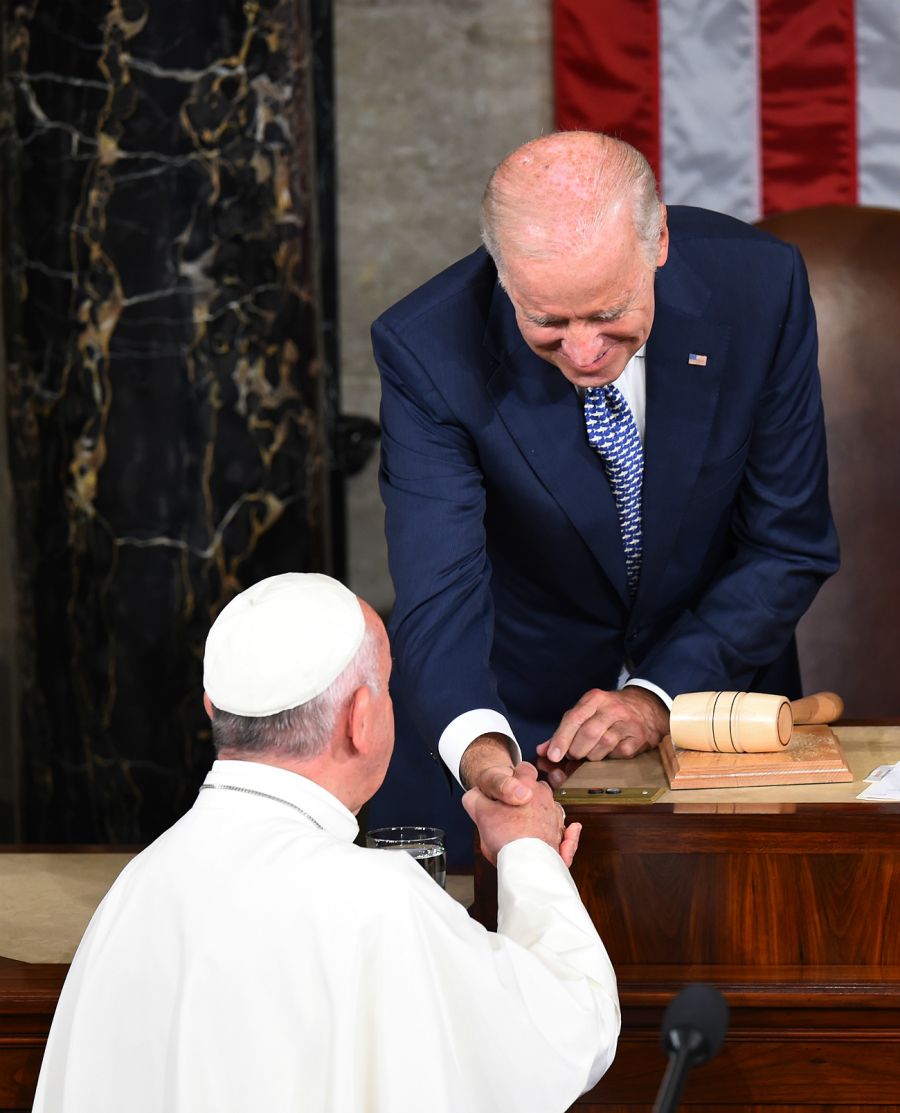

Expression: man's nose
xmin=560 ymin=327 xmax=601 ymax=368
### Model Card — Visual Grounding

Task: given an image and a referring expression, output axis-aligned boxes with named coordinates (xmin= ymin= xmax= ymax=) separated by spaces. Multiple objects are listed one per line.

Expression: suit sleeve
xmin=635 ymin=244 xmax=839 ymax=694
xmin=373 ymin=318 xmax=508 ymax=751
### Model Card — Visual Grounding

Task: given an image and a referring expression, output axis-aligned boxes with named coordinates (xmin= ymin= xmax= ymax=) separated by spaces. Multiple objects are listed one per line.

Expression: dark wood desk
xmin=0 ymin=959 xmax=64 ymax=1111
xmin=4 ymin=727 xmax=900 ymax=1111
xmin=474 ymin=725 xmax=900 ymax=1111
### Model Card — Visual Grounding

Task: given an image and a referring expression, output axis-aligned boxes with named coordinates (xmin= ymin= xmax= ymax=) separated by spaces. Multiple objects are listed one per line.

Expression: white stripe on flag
xmin=856 ymin=0 xmax=900 ymax=207
xmin=659 ymin=0 xmax=761 ymax=222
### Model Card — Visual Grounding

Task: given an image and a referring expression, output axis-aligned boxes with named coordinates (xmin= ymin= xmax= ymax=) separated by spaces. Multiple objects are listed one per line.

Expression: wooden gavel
xmin=669 ymin=690 xmax=844 ymax=753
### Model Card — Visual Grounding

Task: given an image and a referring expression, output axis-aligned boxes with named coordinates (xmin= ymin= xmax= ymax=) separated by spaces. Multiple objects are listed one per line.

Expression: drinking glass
xmin=366 ymin=826 xmax=447 ymax=888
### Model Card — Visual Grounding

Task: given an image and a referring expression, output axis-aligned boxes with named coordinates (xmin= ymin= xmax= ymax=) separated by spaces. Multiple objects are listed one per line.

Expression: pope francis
xmin=32 ymin=573 xmax=619 ymax=1113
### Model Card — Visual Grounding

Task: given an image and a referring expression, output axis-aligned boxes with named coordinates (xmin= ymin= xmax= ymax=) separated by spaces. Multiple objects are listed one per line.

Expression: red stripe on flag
xmin=553 ymin=0 xmax=661 ymax=182
xmin=758 ymin=0 xmax=858 ymax=215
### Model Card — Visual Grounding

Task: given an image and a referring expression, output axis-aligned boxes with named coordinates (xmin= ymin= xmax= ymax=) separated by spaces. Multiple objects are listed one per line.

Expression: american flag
xmin=554 ymin=0 xmax=900 ymax=220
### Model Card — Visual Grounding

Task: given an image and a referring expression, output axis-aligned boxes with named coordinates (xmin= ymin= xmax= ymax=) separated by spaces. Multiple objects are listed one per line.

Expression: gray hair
xmin=209 ymin=619 xmax=382 ymax=760
xmin=480 ymin=131 xmax=664 ymax=277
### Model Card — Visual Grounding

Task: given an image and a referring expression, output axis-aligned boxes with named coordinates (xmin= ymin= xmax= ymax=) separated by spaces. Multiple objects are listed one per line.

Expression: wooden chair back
xmin=757 ymin=205 xmax=900 ymax=717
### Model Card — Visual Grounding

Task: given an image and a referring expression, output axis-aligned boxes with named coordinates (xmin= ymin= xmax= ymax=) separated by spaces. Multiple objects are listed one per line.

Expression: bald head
xmin=480 ymin=132 xmax=663 ymax=280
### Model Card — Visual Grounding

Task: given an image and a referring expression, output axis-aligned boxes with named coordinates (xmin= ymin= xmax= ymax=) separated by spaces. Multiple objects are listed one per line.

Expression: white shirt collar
xmin=202 ymin=759 xmax=360 ymax=842
xmin=575 ymin=344 xmax=648 ymax=443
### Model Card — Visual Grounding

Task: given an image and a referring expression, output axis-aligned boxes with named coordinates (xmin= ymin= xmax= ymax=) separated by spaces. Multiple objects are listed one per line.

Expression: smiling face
xmin=502 ymin=204 xmax=669 ymax=389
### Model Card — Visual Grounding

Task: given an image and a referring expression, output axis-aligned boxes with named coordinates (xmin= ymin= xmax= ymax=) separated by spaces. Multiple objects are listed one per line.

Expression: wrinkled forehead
xmin=499 ymin=193 xmax=633 ymax=260
xmin=502 ymin=229 xmax=652 ymax=315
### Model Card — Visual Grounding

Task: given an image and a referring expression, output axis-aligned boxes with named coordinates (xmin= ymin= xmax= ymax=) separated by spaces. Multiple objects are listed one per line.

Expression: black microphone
xmin=652 ymin=983 xmax=729 ymax=1113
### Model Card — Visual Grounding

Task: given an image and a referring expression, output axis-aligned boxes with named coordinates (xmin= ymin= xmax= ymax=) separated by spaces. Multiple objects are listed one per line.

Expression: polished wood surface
xmin=473 ymin=727 xmax=900 ymax=1110
xmin=476 ymin=802 xmax=900 ymax=963
xmin=0 ymin=958 xmax=65 ymax=1111
xmin=589 ymin=964 xmax=900 ymax=1108
xmin=559 ymin=723 xmax=899 ymax=803
xmin=791 ymin=691 xmax=845 ymax=725
xmin=5 ymin=726 xmax=899 ymax=1111
xmin=669 ymin=689 xmax=793 ymax=752
xmin=659 ymin=723 xmax=853 ymax=788
xmin=572 ymin=808 xmax=900 ymax=967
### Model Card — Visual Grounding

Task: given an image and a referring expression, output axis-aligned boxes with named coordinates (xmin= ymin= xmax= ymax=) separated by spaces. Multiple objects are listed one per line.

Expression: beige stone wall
xmin=335 ymin=0 xmax=553 ymax=613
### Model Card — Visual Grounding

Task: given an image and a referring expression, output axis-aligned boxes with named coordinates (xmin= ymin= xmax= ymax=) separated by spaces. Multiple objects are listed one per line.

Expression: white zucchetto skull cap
xmin=203 ymin=573 xmax=365 ymax=717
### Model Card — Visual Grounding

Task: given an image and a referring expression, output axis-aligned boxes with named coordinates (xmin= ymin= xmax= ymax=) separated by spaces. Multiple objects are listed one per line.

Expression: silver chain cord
xmin=199 ymin=783 xmax=324 ymax=829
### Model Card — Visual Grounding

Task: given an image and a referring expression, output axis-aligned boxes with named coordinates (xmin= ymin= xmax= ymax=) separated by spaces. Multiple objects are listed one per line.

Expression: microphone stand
xmin=652 ymin=1029 xmax=706 ymax=1113
xmin=651 ymin=983 xmax=728 ymax=1113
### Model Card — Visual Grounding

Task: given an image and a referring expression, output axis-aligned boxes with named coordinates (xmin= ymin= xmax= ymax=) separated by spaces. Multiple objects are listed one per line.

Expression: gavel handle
xmin=790 ymin=691 xmax=844 ymax=725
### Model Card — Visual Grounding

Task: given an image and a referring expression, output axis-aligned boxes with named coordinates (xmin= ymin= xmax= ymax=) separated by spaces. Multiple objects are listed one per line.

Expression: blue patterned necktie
xmin=583 ymin=384 xmax=643 ymax=594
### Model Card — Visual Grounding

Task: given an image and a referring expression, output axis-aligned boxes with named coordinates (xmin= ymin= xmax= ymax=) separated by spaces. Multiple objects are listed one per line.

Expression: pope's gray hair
xmin=209 ymin=621 xmax=382 ymax=760
xmin=480 ymin=132 xmax=664 ymax=279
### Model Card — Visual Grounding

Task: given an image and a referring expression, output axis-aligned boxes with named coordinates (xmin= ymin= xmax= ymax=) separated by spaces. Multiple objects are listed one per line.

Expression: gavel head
xmin=669 ymin=691 xmax=792 ymax=753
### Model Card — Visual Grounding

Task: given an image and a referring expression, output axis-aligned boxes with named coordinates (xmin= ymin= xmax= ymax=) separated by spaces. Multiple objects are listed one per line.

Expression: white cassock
xmin=33 ymin=759 xmax=620 ymax=1113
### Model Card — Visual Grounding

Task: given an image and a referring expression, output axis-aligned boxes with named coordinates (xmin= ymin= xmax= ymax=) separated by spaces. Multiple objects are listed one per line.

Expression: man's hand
xmin=536 ymin=686 xmax=670 ymax=764
xmin=459 ymin=733 xmax=533 ymax=805
xmin=535 ymin=751 xmax=584 ymax=792
xmin=462 ymin=767 xmax=582 ymax=867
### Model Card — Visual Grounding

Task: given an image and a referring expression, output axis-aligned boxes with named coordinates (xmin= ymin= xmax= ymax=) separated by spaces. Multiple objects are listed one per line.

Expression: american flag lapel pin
xmin=688 ymin=353 xmax=708 ymax=366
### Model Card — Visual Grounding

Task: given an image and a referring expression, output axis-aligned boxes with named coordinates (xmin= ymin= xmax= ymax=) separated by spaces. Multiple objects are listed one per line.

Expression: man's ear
xmin=203 ymin=692 xmax=215 ymax=721
xmin=656 ymin=204 xmax=669 ymax=268
xmin=346 ymin=684 xmax=373 ymax=756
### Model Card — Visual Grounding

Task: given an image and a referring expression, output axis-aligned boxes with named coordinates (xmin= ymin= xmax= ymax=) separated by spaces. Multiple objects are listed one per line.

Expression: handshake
xmin=456 ymin=681 xmax=673 ymax=870
xmin=462 ymin=761 xmax=582 ymax=868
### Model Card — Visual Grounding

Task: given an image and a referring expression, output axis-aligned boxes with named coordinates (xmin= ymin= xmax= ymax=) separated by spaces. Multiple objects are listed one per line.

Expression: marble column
xmin=1 ymin=0 xmax=332 ymax=841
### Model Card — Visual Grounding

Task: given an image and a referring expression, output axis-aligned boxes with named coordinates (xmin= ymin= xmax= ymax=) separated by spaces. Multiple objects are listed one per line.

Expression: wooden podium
xmin=473 ymin=725 xmax=900 ymax=1111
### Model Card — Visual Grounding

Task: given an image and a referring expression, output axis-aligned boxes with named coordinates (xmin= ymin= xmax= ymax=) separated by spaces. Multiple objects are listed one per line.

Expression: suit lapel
xmin=481 ymin=248 xmax=732 ymax=614
xmin=484 ymin=285 xmax=631 ymax=604
xmin=638 ymin=254 xmax=731 ymax=613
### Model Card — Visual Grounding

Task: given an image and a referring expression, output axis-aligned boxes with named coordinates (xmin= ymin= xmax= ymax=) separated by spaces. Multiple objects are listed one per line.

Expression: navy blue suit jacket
xmin=373 ymin=207 xmax=839 ymax=769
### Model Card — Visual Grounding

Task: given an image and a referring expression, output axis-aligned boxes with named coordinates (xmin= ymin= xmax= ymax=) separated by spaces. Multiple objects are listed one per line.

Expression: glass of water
xmin=366 ymin=826 xmax=446 ymax=889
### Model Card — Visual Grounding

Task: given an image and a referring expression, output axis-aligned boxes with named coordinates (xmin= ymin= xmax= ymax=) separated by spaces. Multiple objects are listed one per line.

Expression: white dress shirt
xmin=439 ymin=346 xmax=672 ymax=783
xmin=34 ymin=759 xmax=619 ymax=1113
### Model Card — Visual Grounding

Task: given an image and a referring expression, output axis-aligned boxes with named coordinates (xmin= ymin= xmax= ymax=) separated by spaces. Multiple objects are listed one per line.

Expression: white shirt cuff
xmin=623 ymin=676 xmax=673 ymax=710
xmin=438 ymin=709 xmax=522 ymax=787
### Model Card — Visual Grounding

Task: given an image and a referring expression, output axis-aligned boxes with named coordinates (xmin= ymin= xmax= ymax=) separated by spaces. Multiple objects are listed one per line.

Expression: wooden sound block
xmin=659 ymin=724 xmax=854 ymax=789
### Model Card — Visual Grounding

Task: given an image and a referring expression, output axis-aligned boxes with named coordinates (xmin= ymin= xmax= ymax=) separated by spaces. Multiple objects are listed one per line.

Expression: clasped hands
xmin=462 ymin=763 xmax=580 ymax=867
xmin=460 ymin=687 xmax=670 ymax=864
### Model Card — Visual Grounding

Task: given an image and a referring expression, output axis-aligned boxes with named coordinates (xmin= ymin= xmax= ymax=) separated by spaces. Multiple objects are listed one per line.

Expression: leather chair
xmin=757 ymin=205 xmax=900 ymax=717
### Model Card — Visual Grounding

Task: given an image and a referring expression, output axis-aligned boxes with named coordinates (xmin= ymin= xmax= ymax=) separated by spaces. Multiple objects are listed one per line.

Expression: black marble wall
xmin=1 ymin=0 xmax=333 ymax=841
